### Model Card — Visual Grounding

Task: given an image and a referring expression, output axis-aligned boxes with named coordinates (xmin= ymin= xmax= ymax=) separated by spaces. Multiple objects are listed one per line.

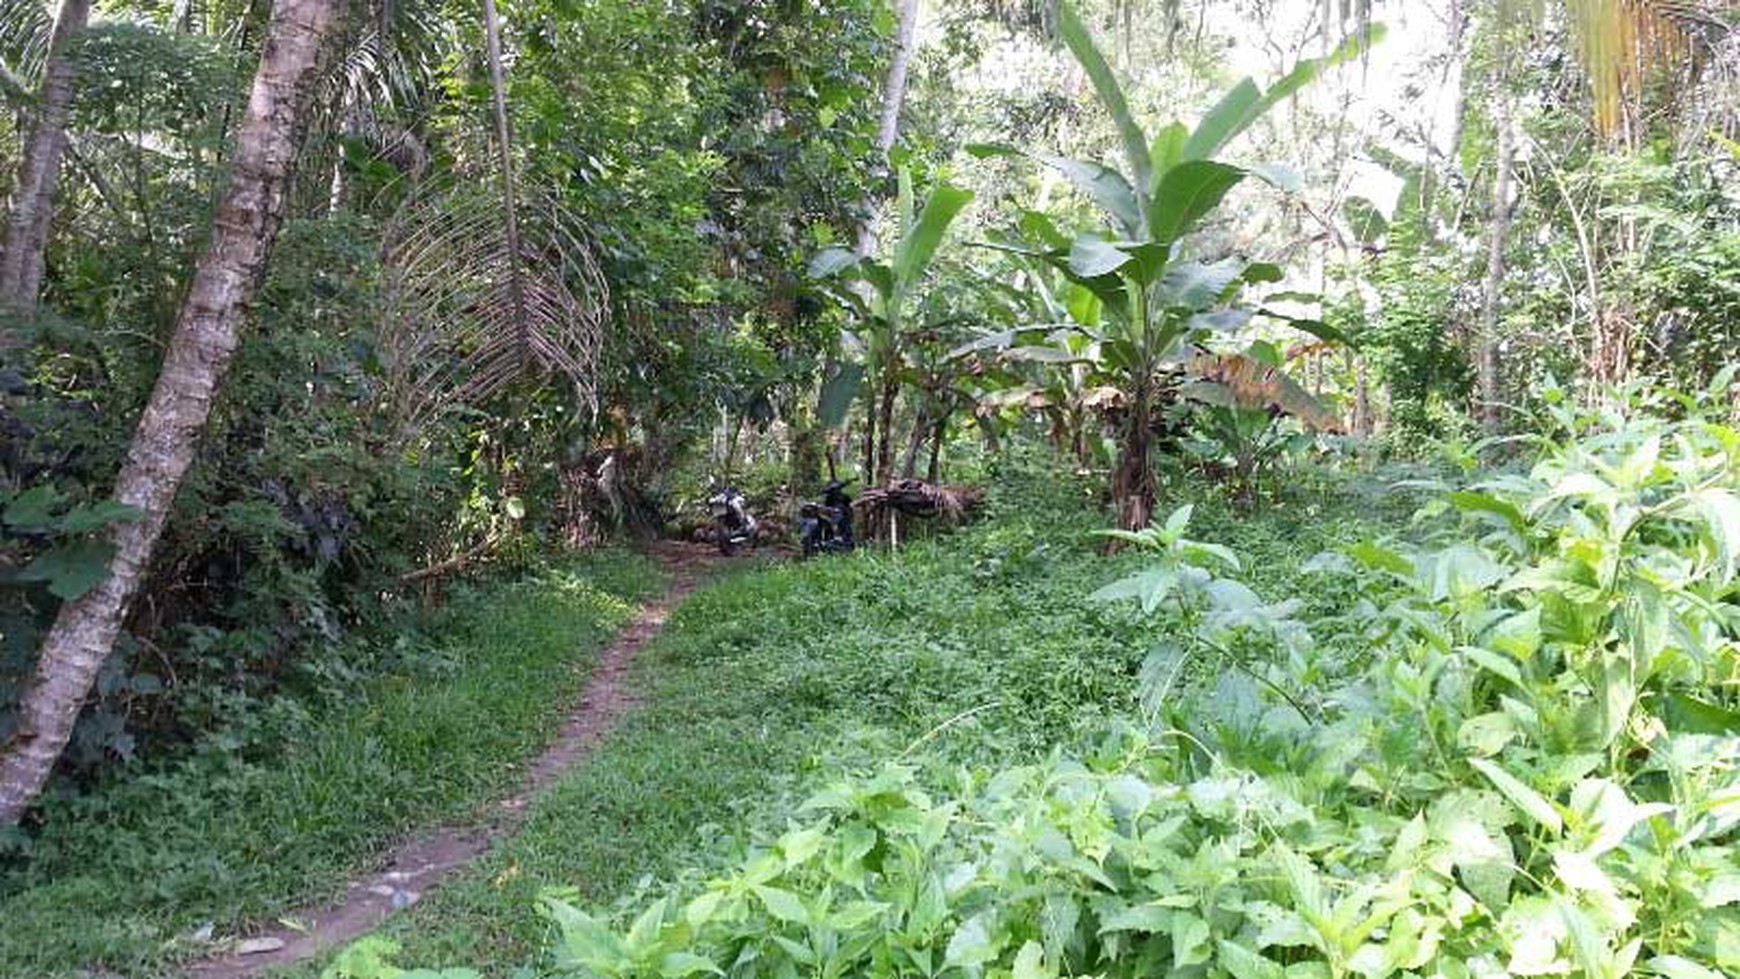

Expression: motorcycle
xmin=707 ymin=484 xmax=758 ymax=556
xmin=798 ymin=480 xmax=855 ymax=558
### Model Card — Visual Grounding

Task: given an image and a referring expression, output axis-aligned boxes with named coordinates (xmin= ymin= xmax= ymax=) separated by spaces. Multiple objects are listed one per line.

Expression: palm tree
xmin=0 ymin=0 xmax=345 ymax=828
xmin=0 ymin=0 xmax=93 ymax=324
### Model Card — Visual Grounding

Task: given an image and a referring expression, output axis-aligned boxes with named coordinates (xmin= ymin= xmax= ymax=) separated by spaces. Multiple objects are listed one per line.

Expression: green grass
xmin=0 ymin=550 xmax=662 ymax=978
xmin=297 ymin=470 xmax=1411 ymax=977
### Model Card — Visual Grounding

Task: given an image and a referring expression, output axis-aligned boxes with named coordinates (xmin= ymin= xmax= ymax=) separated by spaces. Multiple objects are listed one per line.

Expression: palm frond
xmin=0 ymin=0 xmax=50 ymax=94
xmin=379 ymin=177 xmax=607 ymax=432
xmin=1565 ymin=0 xmax=1737 ymax=138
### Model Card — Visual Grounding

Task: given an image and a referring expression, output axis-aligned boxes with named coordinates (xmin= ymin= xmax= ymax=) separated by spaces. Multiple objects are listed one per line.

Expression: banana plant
xmin=968 ymin=3 xmax=1376 ymax=530
xmin=809 ymin=168 xmax=973 ymax=485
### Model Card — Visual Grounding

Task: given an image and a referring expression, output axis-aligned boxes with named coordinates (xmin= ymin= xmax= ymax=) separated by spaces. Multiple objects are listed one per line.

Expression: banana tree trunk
xmin=1111 ymin=382 xmax=1156 ymax=534
xmin=875 ymin=370 xmax=897 ymax=484
xmin=0 ymin=0 xmax=93 ymax=326
xmin=0 ymin=0 xmax=343 ymax=827
xmin=926 ymin=407 xmax=949 ymax=483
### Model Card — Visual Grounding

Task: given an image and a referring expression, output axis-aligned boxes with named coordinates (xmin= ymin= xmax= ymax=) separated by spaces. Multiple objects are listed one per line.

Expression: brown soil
xmin=183 ymin=541 xmax=745 ymax=979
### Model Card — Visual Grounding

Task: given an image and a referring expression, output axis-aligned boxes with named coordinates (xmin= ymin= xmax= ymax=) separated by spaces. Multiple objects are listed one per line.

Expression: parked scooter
xmin=707 ymin=484 xmax=758 ymax=556
xmin=798 ymin=480 xmax=855 ymax=558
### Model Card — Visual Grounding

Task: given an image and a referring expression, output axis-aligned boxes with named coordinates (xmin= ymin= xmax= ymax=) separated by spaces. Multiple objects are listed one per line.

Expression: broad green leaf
xmin=1454 ymin=650 xmax=1524 ymax=688
xmin=1347 ymin=540 xmax=1412 ymax=576
xmin=1172 ymin=911 xmax=1212 ymax=968
xmin=15 ymin=540 xmax=116 ymax=601
xmin=969 ymin=144 xmax=1142 ymax=235
xmin=808 ymin=246 xmax=860 ymax=279
xmin=541 ymin=899 xmax=626 ymax=972
xmin=1150 ymin=161 xmax=1247 ymax=242
xmin=1068 ymin=234 xmax=1133 ymax=279
xmin=1449 ymin=490 xmax=1530 ymax=537
xmin=1485 ymin=608 xmax=1542 ymax=659
xmin=1160 ymin=258 xmax=1246 ymax=310
xmin=1012 ymin=941 xmax=1053 ymax=979
xmin=1648 ymin=955 xmax=1725 ymax=979
xmin=2 ymin=484 xmax=64 ymax=531
xmin=892 ymin=181 xmax=973 ymax=289
xmin=1469 ymin=758 xmax=1562 ymax=834
xmin=944 ymin=912 xmax=998 ymax=968
xmin=817 ymin=361 xmax=865 ymax=428
xmin=57 ymin=500 xmax=141 ymax=534
xmin=1217 ymin=939 xmax=1286 ymax=979
xmin=1691 ymin=488 xmax=1740 ymax=582
xmin=1148 ymin=121 xmax=1189 ymax=178
xmin=1458 ymin=711 xmax=1520 ymax=757
xmin=1058 ymin=2 xmax=1151 ymax=201
xmin=659 ymin=952 xmax=723 ymax=978
xmin=751 ymin=884 xmax=809 ymax=925
xmin=1182 ymin=79 xmax=1260 ymax=162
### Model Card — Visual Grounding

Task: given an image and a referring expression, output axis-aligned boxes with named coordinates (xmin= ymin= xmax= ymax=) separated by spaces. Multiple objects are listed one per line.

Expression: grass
xmin=297 ymin=465 xmax=1415 ymax=977
xmin=0 ymin=550 xmax=663 ymax=978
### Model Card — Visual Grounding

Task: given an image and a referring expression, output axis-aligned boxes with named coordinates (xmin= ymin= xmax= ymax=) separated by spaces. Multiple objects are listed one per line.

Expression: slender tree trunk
xmin=0 ymin=0 xmax=342 ymax=827
xmin=1476 ymin=92 xmax=1514 ymax=434
xmin=855 ymin=0 xmax=918 ymax=256
xmin=0 ymin=0 xmax=93 ymax=327
xmin=899 ymin=400 xmax=928 ymax=478
xmin=874 ymin=370 xmax=897 ymax=484
xmin=860 ymin=391 xmax=876 ymax=484
xmin=926 ymin=408 xmax=948 ymax=483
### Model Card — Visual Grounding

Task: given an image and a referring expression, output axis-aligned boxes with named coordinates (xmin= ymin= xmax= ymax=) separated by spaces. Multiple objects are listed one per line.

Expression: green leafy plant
xmin=498 ymin=391 xmax=1740 ymax=979
xmin=966 ymin=4 xmax=1373 ymax=529
xmin=1 ymin=483 xmax=139 ymax=601
xmin=810 ymin=169 xmax=974 ymax=484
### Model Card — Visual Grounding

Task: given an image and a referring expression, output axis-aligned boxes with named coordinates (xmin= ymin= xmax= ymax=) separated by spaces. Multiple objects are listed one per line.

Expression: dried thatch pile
xmin=854 ymin=479 xmax=984 ymax=526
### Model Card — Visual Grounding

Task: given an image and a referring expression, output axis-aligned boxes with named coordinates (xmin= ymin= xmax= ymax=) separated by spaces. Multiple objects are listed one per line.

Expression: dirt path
xmin=185 ymin=542 xmax=740 ymax=979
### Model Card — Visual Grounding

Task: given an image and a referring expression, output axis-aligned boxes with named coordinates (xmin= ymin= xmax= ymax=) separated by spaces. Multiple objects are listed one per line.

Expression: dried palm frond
xmin=0 ymin=0 xmax=49 ymax=97
xmin=378 ymin=177 xmax=607 ymax=432
xmin=1564 ymin=0 xmax=1737 ymax=138
xmin=1183 ymin=352 xmax=1342 ymax=432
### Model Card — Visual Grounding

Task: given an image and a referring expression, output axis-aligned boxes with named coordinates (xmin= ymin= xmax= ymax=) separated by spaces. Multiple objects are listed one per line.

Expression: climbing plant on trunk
xmin=0 ymin=0 xmax=344 ymax=827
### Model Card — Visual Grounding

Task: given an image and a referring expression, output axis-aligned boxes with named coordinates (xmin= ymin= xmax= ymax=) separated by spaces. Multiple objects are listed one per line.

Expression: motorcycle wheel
xmin=718 ymin=535 xmax=736 ymax=557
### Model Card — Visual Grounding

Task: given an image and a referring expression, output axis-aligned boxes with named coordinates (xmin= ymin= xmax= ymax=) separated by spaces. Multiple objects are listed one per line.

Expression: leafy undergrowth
xmin=302 ymin=461 xmax=1405 ymax=977
xmin=0 ymin=551 xmax=661 ymax=977
xmin=343 ymin=400 xmax=1740 ymax=979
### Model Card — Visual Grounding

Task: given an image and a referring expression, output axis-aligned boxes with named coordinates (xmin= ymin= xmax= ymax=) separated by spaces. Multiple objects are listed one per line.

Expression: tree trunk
xmin=874 ymin=371 xmax=897 ymax=484
xmin=1476 ymin=92 xmax=1514 ymax=434
xmin=899 ymin=401 xmax=928 ymax=478
xmin=1111 ymin=384 xmax=1155 ymax=534
xmin=0 ymin=0 xmax=93 ymax=326
xmin=926 ymin=408 xmax=948 ymax=483
xmin=860 ymin=391 xmax=876 ymax=484
xmin=0 ymin=0 xmax=342 ymax=827
xmin=854 ymin=0 xmax=918 ymax=256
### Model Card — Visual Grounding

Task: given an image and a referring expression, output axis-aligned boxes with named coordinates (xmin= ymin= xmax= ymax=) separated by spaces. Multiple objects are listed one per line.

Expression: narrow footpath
xmin=186 ymin=542 xmax=735 ymax=979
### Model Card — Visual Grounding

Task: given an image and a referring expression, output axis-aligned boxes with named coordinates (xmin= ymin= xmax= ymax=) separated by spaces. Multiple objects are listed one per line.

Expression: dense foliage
xmin=369 ymin=384 xmax=1740 ymax=979
xmin=2 ymin=0 xmax=1739 ymax=974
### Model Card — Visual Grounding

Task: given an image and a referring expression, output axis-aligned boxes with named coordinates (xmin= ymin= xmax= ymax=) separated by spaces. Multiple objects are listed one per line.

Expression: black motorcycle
xmin=707 ymin=485 xmax=758 ymax=556
xmin=799 ymin=480 xmax=855 ymax=558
